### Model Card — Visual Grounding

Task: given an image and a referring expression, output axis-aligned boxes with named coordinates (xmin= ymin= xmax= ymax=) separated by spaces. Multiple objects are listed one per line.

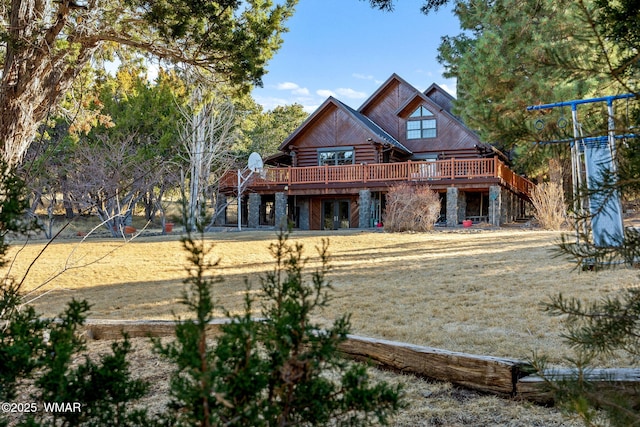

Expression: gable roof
xmin=390 ymin=81 xmax=496 ymax=153
xmin=424 ymin=83 xmax=455 ymax=113
xmin=357 ymin=73 xmax=409 ymax=113
xmin=277 ymin=73 xmax=508 ymax=161
xmin=279 ymin=96 xmax=411 ymax=154
xmin=395 ymin=91 xmax=438 ymax=117
xmin=336 ymin=99 xmax=411 ymax=154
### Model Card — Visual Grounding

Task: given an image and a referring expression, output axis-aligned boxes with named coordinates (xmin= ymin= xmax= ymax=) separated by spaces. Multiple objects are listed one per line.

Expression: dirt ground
xmin=5 ymin=222 xmax=638 ymax=426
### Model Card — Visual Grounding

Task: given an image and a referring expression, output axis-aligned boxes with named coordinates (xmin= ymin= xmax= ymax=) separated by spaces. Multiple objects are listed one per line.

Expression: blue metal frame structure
xmin=527 ymin=94 xmax=636 ymax=246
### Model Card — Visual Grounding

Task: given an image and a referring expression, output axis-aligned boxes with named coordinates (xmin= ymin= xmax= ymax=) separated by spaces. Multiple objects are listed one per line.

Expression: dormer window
xmin=407 ymin=105 xmax=436 ymax=139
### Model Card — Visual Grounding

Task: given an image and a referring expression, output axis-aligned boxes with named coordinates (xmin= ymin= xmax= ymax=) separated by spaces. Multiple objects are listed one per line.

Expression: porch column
xmin=213 ymin=194 xmax=226 ymax=226
xmin=489 ymin=185 xmax=502 ymax=226
xmin=508 ymin=189 xmax=518 ymax=222
xmin=457 ymin=190 xmax=467 ymax=224
xmin=446 ymin=187 xmax=459 ymax=227
xmin=503 ymin=189 xmax=514 ymax=223
xmin=274 ymin=192 xmax=288 ymax=229
xmin=359 ymin=189 xmax=371 ymax=228
xmin=298 ymin=198 xmax=310 ymax=230
xmin=247 ymin=193 xmax=260 ymax=228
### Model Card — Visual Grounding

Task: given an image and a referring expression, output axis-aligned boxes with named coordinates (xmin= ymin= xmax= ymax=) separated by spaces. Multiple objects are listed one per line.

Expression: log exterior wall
xmin=359 ymin=75 xmax=485 ymax=159
xmin=292 ymin=104 xmax=378 ymax=168
xmin=225 ymin=74 xmax=533 ymax=230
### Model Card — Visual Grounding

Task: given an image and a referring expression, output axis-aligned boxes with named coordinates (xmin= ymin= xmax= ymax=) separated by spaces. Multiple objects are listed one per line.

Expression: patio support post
xmin=359 ymin=189 xmax=372 ymax=228
xmin=274 ymin=192 xmax=288 ymax=229
xmin=446 ymin=187 xmax=459 ymax=227
xmin=489 ymin=185 xmax=502 ymax=226
xmin=298 ymin=198 xmax=310 ymax=230
xmin=214 ymin=194 xmax=226 ymax=226
xmin=247 ymin=193 xmax=260 ymax=228
xmin=457 ymin=190 xmax=467 ymax=224
xmin=503 ymin=187 xmax=515 ymax=223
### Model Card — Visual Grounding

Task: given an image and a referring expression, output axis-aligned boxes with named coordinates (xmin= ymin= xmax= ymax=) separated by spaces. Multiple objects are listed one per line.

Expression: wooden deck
xmin=221 ymin=158 xmax=533 ymax=199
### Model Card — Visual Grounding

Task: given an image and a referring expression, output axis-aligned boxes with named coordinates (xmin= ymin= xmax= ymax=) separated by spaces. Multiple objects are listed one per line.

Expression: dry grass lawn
xmin=6 ymin=222 xmax=639 ymax=426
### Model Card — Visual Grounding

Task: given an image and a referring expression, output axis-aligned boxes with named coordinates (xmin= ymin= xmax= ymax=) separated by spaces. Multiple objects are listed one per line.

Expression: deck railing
xmin=222 ymin=158 xmax=533 ymax=198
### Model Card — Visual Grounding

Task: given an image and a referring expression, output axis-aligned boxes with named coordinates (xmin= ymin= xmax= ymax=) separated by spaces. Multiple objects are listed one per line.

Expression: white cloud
xmin=316 ymin=89 xmax=336 ymax=98
xmin=438 ymin=82 xmax=457 ymax=98
xmin=352 ymin=73 xmax=374 ymax=81
xmin=303 ymin=104 xmax=320 ymax=114
xmin=336 ymin=88 xmax=367 ymax=99
xmin=254 ymin=94 xmax=318 ymax=114
xmin=352 ymin=73 xmax=383 ymax=84
xmin=146 ymin=63 xmax=159 ymax=82
xmin=316 ymin=88 xmax=365 ymax=100
xmin=253 ymin=95 xmax=293 ymax=111
xmin=276 ymin=82 xmax=299 ymax=90
xmin=275 ymin=81 xmax=310 ymax=96
xmin=415 ymin=68 xmax=435 ymax=77
xmin=293 ymin=87 xmax=310 ymax=96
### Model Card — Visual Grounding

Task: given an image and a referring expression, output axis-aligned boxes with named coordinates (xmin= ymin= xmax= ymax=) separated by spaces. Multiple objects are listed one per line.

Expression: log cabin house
xmin=219 ymin=74 xmax=533 ymax=230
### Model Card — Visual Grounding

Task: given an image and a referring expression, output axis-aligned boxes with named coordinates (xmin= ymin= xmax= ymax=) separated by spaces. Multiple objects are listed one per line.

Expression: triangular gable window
xmin=409 ymin=106 xmax=434 ymax=118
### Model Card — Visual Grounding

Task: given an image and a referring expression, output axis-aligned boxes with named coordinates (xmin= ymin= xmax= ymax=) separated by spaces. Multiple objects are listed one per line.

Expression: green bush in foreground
xmin=156 ymin=228 xmax=403 ymax=427
xmin=536 ymin=139 xmax=640 ymax=426
xmin=535 ymin=289 xmax=640 ymax=426
xmin=1 ymin=160 xmax=402 ymax=426
xmin=0 ymin=165 xmax=151 ymax=427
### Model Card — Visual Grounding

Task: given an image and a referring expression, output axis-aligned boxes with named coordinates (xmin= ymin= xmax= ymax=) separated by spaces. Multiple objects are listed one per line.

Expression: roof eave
xmin=278 ymin=97 xmax=339 ymax=152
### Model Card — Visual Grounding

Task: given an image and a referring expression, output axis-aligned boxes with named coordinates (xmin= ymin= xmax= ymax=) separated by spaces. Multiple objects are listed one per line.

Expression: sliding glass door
xmin=322 ymin=200 xmax=350 ymax=230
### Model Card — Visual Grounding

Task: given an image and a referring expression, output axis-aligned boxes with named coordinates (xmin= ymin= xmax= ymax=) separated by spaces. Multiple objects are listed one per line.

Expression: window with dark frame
xmin=318 ymin=148 xmax=354 ymax=166
xmin=407 ymin=105 xmax=436 ymax=139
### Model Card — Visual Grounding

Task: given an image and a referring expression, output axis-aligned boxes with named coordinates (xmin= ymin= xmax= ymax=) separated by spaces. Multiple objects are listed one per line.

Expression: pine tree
xmin=156 ymin=227 xmax=403 ymax=426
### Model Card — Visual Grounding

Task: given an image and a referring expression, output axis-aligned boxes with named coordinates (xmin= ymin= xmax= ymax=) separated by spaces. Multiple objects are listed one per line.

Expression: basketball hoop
xmin=238 ymin=152 xmax=264 ymax=231
xmin=248 ymin=152 xmax=264 ymax=173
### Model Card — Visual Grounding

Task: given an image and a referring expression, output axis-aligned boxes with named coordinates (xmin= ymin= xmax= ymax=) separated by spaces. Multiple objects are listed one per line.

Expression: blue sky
xmin=251 ymin=0 xmax=461 ymax=113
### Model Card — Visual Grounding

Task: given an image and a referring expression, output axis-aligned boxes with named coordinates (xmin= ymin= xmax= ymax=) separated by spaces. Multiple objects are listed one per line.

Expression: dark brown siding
xmin=360 ymin=79 xmax=415 ymax=141
xmin=359 ymin=78 xmax=483 ymax=160
xmin=350 ymin=199 xmax=360 ymax=228
xmin=401 ymin=112 xmax=482 ymax=157
xmin=426 ymin=87 xmax=454 ymax=113
xmin=360 ymin=83 xmax=400 ymax=140
xmin=310 ymin=199 xmax=321 ymax=230
xmin=292 ymin=105 xmax=378 ymax=167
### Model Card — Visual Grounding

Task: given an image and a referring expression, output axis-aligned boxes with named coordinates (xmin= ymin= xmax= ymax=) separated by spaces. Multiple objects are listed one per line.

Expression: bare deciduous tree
xmin=384 ymin=183 xmax=441 ymax=232
xmin=530 ymin=181 xmax=568 ymax=230
xmin=179 ymin=89 xmax=238 ymax=231
xmin=67 ymin=134 xmax=162 ymax=236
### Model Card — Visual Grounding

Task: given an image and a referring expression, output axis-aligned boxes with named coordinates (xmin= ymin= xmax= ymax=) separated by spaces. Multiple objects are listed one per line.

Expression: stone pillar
xmin=496 ymin=188 xmax=516 ymax=224
xmin=274 ymin=192 xmax=288 ymax=229
xmin=298 ymin=198 xmax=310 ymax=230
xmin=503 ymin=189 xmax=513 ymax=224
xmin=247 ymin=193 xmax=260 ymax=228
xmin=359 ymin=189 xmax=372 ymax=228
xmin=489 ymin=185 xmax=502 ymax=226
xmin=457 ymin=190 xmax=467 ymax=224
xmin=446 ymin=187 xmax=459 ymax=227
xmin=214 ymin=194 xmax=227 ymax=226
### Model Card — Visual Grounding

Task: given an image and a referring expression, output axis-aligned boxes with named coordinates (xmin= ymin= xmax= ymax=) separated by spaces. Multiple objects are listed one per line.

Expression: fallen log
xmin=338 ymin=334 xmax=529 ymax=396
xmin=516 ymin=367 xmax=640 ymax=404
xmin=83 ymin=319 xmax=226 ymax=340
xmin=81 ymin=320 xmax=529 ymax=396
xmin=79 ymin=319 xmax=640 ymax=404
